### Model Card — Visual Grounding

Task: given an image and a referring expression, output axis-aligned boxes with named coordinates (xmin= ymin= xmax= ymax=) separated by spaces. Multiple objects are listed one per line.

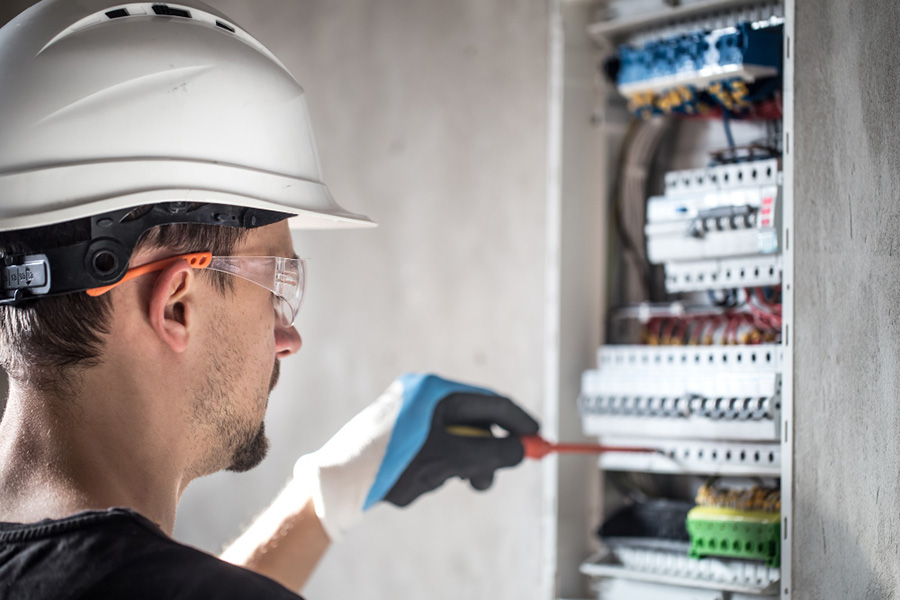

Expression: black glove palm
xmin=385 ymin=392 xmax=539 ymax=507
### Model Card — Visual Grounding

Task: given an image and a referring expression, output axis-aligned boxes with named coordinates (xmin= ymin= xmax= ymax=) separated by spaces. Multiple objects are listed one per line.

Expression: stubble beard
xmin=225 ymin=420 xmax=269 ymax=473
xmin=192 ymin=344 xmax=280 ymax=476
xmin=225 ymin=360 xmax=280 ymax=473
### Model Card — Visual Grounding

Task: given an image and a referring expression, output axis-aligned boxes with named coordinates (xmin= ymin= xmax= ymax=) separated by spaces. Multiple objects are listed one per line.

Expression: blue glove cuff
xmin=363 ymin=373 xmax=496 ymax=509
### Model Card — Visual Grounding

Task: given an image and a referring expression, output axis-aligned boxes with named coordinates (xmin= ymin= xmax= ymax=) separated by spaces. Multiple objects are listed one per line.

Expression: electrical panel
xmin=571 ymin=2 xmax=790 ymax=599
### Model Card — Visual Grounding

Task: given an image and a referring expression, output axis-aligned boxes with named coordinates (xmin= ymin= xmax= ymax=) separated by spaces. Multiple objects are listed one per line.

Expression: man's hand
xmin=294 ymin=373 xmax=539 ymax=541
xmin=223 ymin=374 xmax=537 ymax=592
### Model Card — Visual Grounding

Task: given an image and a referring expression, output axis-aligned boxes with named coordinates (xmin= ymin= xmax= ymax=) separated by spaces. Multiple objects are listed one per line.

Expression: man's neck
xmin=0 ymin=381 xmax=185 ymax=534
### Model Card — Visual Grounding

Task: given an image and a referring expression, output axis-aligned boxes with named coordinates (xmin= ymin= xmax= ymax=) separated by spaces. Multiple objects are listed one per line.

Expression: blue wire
xmin=722 ymin=111 xmax=736 ymax=149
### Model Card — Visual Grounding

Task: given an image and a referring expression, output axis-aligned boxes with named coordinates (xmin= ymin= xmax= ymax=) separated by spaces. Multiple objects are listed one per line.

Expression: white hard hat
xmin=0 ymin=0 xmax=375 ymax=232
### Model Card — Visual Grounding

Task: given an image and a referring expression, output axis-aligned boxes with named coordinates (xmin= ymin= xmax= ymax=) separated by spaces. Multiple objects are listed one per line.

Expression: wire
xmin=708 ymin=288 xmax=739 ymax=309
xmin=612 ymin=117 xmax=671 ymax=303
xmin=722 ymin=111 xmax=736 ymax=150
xmin=611 ymin=120 xmax=651 ymax=300
xmin=757 ymin=286 xmax=782 ymax=311
xmin=690 ymin=317 xmax=707 ymax=345
xmin=744 ymin=287 xmax=783 ymax=326
xmin=661 ymin=318 xmax=678 ymax=345
xmin=634 ymin=285 xmax=785 ymax=345
xmin=670 ymin=318 xmax=689 ymax=345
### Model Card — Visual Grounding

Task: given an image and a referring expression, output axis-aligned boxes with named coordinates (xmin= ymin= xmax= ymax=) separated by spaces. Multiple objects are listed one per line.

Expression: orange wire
xmin=86 ymin=252 xmax=212 ymax=297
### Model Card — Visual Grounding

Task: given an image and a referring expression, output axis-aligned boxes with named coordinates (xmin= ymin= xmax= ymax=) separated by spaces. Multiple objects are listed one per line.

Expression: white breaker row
xmin=645 ymin=159 xmax=783 ymax=293
xmin=598 ymin=437 xmax=781 ymax=477
xmin=595 ymin=579 xmax=777 ymax=600
xmin=583 ymin=540 xmax=779 ymax=598
xmin=580 ymin=344 xmax=783 ymax=476
xmin=581 ymin=344 xmax=783 ymax=439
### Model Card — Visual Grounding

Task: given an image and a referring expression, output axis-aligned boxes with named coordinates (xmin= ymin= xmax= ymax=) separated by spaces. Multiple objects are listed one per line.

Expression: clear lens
xmin=207 ymin=256 xmax=305 ymax=327
xmin=273 ymin=295 xmax=294 ymax=327
xmin=273 ymin=256 xmax=303 ymax=325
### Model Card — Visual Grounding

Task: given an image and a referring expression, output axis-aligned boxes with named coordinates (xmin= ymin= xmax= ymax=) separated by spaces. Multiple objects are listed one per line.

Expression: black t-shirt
xmin=0 ymin=508 xmax=304 ymax=600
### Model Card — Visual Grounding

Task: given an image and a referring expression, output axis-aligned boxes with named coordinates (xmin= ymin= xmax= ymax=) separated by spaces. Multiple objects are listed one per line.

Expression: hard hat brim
xmin=0 ymin=158 xmax=377 ymax=232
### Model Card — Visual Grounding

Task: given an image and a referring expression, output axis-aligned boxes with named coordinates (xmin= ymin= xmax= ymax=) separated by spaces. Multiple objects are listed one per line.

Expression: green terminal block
xmin=687 ymin=506 xmax=780 ymax=567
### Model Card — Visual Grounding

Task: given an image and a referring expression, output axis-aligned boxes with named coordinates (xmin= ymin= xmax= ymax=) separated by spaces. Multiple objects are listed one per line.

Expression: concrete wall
xmin=0 ymin=1 xmax=550 ymax=598
xmin=793 ymin=1 xmax=900 ymax=598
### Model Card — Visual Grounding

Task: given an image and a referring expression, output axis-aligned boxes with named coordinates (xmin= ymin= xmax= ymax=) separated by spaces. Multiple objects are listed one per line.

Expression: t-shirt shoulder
xmin=0 ymin=508 xmax=304 ymax=600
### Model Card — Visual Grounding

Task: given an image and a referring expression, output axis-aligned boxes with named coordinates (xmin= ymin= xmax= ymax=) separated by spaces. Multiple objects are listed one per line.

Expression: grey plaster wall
xmin=793 ymin=1 xmax=900 ymax=598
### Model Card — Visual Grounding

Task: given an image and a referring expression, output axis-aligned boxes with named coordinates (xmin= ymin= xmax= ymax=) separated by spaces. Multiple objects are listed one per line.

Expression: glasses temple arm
xmin=85 ymin=252 xmax=213 ymax=297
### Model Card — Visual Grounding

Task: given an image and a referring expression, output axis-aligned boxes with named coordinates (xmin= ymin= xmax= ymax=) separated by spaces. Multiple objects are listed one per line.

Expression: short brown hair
xmin=0 ymin=214 xmax=250 ymax=390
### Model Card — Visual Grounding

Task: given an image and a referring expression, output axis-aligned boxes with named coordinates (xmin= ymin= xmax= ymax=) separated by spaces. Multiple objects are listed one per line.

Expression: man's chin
xmin=226 ymin=422 xmax=270 ymax=473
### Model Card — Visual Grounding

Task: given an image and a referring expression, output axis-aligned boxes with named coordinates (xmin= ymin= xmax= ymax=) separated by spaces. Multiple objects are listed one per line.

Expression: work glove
xmin=293 ymin=373 xmax=539 ymax=541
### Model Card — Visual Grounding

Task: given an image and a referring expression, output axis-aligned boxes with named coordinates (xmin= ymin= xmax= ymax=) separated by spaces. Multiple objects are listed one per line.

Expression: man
xmin=0 ymin=0 xmax=539 ymax=598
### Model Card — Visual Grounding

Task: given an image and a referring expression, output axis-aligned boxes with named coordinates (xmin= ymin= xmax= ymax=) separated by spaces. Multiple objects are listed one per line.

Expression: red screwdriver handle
xmin=522 ymin=435 xmax=554 ymax=459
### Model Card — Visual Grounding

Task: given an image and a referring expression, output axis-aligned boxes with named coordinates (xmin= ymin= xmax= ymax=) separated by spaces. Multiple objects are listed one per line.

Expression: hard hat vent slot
xmin=105 ymin=9 xmax=130 ymax=19
xmin=151 ymin=5 xmax=192 ymax=19
xmin=216 ymin=20 xmax=235 ymax=33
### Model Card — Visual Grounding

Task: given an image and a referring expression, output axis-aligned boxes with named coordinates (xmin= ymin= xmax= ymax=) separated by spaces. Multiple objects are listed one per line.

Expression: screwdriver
xmin=520 ymin=435 xmax=659 ymax=460
xmin=446 ymin=425 xmax=659 ymax=459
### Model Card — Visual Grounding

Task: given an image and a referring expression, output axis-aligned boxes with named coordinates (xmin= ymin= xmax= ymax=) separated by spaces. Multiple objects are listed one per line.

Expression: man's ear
xmin=148 ymin=260 xmax=195 ymax=353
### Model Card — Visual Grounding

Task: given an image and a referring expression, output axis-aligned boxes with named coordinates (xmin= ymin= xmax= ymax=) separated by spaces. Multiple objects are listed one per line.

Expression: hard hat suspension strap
xmin=0 ymin=203 xmax=289 ymax=306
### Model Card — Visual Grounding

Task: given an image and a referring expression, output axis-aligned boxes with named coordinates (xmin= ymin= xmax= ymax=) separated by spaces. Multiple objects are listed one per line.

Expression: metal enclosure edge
xmin=780 ymin=0 xmax=795 ymax=597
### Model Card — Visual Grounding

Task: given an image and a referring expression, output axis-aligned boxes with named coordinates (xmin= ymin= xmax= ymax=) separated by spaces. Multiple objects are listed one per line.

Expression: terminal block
xmin=615 ymin=21 xmax=783 ymax=118
xmin=687 ymin=506 xmax=781 ymax=567
xmin=644 ymin=159 xmax=782 ymax=293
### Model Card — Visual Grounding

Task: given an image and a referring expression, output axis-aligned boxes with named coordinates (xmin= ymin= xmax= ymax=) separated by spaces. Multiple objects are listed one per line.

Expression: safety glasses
xmin=86 ymin=252 xmax=306 ymax=327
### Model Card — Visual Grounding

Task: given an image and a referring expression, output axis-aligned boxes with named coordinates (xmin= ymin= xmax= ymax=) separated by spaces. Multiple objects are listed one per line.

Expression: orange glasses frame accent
xmin=86 ymin=252 xmax=212 ymax=297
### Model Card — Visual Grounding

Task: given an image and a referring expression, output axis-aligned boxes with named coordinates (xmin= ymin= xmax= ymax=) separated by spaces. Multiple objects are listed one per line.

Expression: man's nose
xmin=275 ymin=325 xmax=302 ymax=358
